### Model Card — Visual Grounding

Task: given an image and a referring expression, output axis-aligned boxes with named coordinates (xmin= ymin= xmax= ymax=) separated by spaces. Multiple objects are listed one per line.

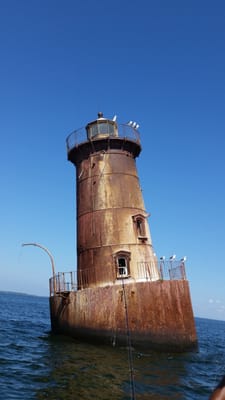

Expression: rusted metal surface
xmin=71 ymin=147 xmax=161 ymax=288
xmin=50 ymin=280 xmax=198 ymax=351
xmin=49 ymin=113 xmax=198 ymax=351
xmin=66 ymin=115 xmax=161 ymax=289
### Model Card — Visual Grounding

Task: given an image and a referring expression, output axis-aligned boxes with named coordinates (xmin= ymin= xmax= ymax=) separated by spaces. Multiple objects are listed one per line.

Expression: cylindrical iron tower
xmin=66 ymin=113 xmax=160 ymax=289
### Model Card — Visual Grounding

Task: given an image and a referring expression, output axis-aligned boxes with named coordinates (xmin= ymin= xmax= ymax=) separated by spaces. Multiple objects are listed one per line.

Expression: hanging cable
xmin=121 ymin=279 xmax=136 ymax=400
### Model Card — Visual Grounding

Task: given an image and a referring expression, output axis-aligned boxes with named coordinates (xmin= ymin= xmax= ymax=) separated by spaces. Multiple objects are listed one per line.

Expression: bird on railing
xmin=127 ymin=121 xmax=140 ymax=130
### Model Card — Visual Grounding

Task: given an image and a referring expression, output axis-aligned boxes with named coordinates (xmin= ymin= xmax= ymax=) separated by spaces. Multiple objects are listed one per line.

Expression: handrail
xmin=49 ymin=260 xmax=187 ymax=296
xmin=66 ymin=123 xmax=140 ymax=153
xmin=49 ymin=271 xmax=76 ymax=296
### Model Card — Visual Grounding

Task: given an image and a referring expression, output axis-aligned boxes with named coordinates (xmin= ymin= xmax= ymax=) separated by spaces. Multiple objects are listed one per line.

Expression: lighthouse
xmin=67 ymin=112 xmax=160 ymax=289
xmin=49 ymin=113 xmax=198 ymax=351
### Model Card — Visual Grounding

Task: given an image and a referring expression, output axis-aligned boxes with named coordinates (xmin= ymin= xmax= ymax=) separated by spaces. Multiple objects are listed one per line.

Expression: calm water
xmin=0 ymin=292 xmax=224 ymax=399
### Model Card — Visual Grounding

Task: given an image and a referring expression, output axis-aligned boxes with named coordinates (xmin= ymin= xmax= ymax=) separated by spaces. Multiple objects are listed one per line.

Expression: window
xmin=136 ymin=218 xmax=145 ymax=237
xmin=114 ymin=251 xmax=131 ymax=279
xmin=118 ymin=257 xmax=128 ymax=276
xmin=89 ymin=123 xmax=98 ymax=138
xmin=132 ymin=214 xmax=147 ymax=239
xmin=87 ymin=121 xmax=117 ymax=139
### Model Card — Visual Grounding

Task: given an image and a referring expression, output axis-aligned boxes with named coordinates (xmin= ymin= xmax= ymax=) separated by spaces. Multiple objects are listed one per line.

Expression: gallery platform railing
xmin=66 ymin=123 xmax=140 ymax=153
xmin=49 ymin=260 xmax=186 ymax=296
xmin=49 ymin=271 xmax=77 ymax=296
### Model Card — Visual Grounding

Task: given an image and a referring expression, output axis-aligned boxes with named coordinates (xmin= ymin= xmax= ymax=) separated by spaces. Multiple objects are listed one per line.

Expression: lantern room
xmin=86 ymin=112 xmax=118 ymax=140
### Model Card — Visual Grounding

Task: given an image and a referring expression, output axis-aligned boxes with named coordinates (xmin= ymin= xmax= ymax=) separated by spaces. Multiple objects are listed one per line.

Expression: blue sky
xmin=0 ymin=0 xmax=224 ymax=320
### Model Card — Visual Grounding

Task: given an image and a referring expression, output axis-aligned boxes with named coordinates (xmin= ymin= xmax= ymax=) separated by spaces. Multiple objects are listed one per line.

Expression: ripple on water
xmin=1 ymin=293 xmax=225 ymax=399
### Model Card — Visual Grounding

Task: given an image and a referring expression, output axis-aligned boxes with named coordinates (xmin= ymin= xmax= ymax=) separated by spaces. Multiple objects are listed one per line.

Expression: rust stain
xmin=50 ymin=280 xmax=197 ymax=351
xmin=50 ymin=114 xmax=198 ymax=351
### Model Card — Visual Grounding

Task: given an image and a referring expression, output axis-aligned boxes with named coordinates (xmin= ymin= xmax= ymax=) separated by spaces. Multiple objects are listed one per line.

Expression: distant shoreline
xmin=0 ymin=291 xmax=225 ymax=322
xmin=0 ymin=290 xmax=48 ymax=298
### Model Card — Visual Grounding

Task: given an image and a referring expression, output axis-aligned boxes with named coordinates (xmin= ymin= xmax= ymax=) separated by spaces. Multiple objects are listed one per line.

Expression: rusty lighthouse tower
xmin=49 ymin=113 xmax=198 ymax=351
xmin=69 ymin=112 xmax=160 ymax=289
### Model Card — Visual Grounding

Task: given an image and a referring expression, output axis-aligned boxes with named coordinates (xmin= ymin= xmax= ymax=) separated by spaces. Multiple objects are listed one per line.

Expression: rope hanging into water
xmin=121 ymin=279 xmax=136 ymax=400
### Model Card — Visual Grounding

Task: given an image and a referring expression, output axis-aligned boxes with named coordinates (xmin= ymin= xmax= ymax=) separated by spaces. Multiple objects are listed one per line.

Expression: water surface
xmin=0 ymin=292 xmax=224 ymax=399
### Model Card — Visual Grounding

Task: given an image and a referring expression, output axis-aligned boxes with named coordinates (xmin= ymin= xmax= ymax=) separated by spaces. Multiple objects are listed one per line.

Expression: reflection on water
xmin=36 ymin=335 xmax=133 ymax=400
xmin=35 ymin=334 xmax=193 ymax=400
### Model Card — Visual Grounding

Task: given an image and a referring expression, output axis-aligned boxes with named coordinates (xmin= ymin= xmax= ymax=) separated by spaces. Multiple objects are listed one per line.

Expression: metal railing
xmin=49 ymin=271 xmax=77 ymax=297
xmin=49 ymin=260 xmax=187 ymax=296
xmin=137 ymin=261 xmax=160 ymax=280
xmin=159 ymin=260 xmax=186 ymax=280
xmin=66 ymin=123 xmax=140 ymax=153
